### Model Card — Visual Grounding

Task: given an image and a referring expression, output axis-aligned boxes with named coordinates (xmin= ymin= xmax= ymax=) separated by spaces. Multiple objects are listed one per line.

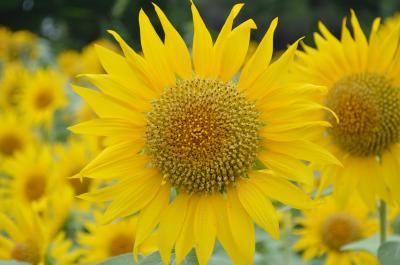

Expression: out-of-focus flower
xmin=293 ymin=11 xmax=400 ymax=208
xmin=0 ymin=112 xmax=34 ymax=164
xmin=0 ymin=62 xmax=29 ymax=109
xmin=21 ymin=69 xmax=67 ymax=126
xmin=294 ymin=195 xmax=378 ymax=265
xmin=78 ymin=214 xmax=157 ymax=264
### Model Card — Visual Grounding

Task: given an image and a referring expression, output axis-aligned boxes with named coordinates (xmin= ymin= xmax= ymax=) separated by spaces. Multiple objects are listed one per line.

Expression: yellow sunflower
xmin=55 ymin=138 xmax=96 ymax=196
xmin=0 ymin=204 xmax=46 ymax=265
xmin=0 ymin=204 xmax=78 ymax=265
xmin=293 ymin=11 xmax=400 ymax=207
xmin=9 ymin=30 xmax=39 ymax=62
xmin=1 ymin=145 xmax=56 ymax=206
xmin=70 ymin=3 xmax=339 ymax=264
xmin=294 ymin=195 xmax=378 ymax=265
xmin=0 ymin=112 xmax=34 ymax=164
xmin=78 ymin=214 xmax=156 ymax=264
xmin=0 ymin=62 xmax=29 ymax=109
xmin=21 ymin=69 xmax=67 ymax=126
xmin=48 ymin=233 xmax=80 ymax=265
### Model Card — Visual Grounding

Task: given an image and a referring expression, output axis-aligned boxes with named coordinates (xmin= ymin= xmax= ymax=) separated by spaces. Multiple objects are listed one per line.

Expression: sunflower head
xmin=70 ymin=3 xmax=340 ymax=265
xmin=326 ymin=72 xmax=400 ymax=157
xmin=295 ymin=195 xmax=378 ymax=264
xmin=145 ymin=78 xmax=260 ymax=194
xmin=22 ymin=69 xmax=67 ymax=126
xmin=1 ymin=145 xmax=54 ymax=205
xmin=0 ymin=113 xmax=33 ymax=160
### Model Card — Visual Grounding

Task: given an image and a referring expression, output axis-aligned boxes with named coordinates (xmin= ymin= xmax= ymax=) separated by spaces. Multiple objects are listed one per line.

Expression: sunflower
xmin=21 ymin=69 xmax=67 ymax=126
xmin=0 ymin=112 xmax=34 ymax=164
xmin=48 ymin=233 xmax=80 ymax=265
xmin=294 ymin=195 xmax=378 ymax=265
xmin=55 ymin=138 xmax=95 ymax=196
xmin=0 ymin=204 xmax=46 ymax=265
xmin=293 ymin=11 xmax=400 ymax=207
xmin=1 ymin=145 xmax=56 ymax=206
xmin=9 ymin=30 xmax=39 ymax=62
xmin=70 ymin=3 xmax=339 ymax=264
xmin=0 ymin=62 xmax=29 ymax=110
xmin=78 ymin=214 xmax=156 ymax=264
xmin=0 ymin=204 xmax=78 ymax=265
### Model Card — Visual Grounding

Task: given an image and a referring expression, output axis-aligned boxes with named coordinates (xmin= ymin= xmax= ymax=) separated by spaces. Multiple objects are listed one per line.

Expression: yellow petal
xmin=239 ymin=17 xmax=278 ymax=89
xmin=250 ymin=171 xmax=314 ymax=209
xmin=159 ymin=193 xmax=190 ymax=264
xmin=194 ymin=196 xmax=217 ymax=265
xmin=107 ymin=30 xmax=161 ymax=91
xmin=218 ymin=19 xmax=257 ymax=81
xmin=211 ymin=3 xmax=244 ymax=76
xmin=265 ymin=139 xmax=342 ymax=166
xmin=258 ymin=151 xmax=313 ymax=185
xmin=244 ymin=39 xmax=301 ymax=100
xmin=79 ymin=143 xmax=149 ymax=179
xmin=153 ymin=3 xmax=192 ymax=80
xmin=72 ymin=85 xmax=140 ymax=120
xmin=69 ymin=118 xmax=144 ymax=135
xmin=139 ymin=9 xmax=175 ymax=88
xmin=101 ymin=174 xmax=161 ymax=223
xmin=211 ymin=195 xmax=247 ymax=265
xmin=134 ymin=185 xmax=171 ymax=260
xmin=80 ymin=73 xmax=155 ymax=105
xmin=191 ymin=1 xmax=213 ymax=77
xmin=226 ymin=188 xmax=255 ymax=263
xmin=237 ymin=181 xmax=280 ymax=239
xmin=175 ymin=195 xmax=199 ymax=265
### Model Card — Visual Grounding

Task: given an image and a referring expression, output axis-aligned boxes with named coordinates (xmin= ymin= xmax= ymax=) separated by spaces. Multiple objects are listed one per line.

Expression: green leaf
xmin=138 ymin=251 xmax=197 ymax=265
xmin=342 ymin=234 xmax=400 ymax=256
xmin=96 ymin=254 xmax=135 ymax=265
xmin=0 ymin=261 xmax=31 ymax=265
xmin=378 ymin=241 xmax=400 ymax=265
xmin=341 ymin=234 xmax=380 ymax=255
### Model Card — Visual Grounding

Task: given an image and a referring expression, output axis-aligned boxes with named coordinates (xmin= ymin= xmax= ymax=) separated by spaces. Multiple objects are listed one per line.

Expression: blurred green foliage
xmin=0 ymin=0 xmax=399 ymax=53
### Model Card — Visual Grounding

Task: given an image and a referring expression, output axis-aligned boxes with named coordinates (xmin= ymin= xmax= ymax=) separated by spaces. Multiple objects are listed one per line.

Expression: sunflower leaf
xmin=378 ymin=241 xmax=400 ymax=265
xmin=96 ymin=254 xmax=135 ymax=265
xmin=0 ymin=261 xmax=31 ymax=265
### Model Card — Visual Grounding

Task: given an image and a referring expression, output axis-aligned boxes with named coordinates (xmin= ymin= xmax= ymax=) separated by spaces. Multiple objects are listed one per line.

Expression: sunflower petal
xmin=237 ymin=181 xmax=280 ymax=239
xmin=191 ymin=2 xmax=213 ymax=77
xmin=194 ymin=196 xmax=217 ymax=265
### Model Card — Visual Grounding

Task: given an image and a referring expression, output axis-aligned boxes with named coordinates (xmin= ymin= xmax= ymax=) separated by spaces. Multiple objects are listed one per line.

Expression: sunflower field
xmin=2 ymin=0 xmax=400 ymax=265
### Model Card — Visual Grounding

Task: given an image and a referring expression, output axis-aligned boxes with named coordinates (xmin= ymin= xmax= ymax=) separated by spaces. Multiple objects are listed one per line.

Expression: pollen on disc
xmin=145 ymin=78 xmax=260 ymax=194
xmin=326 ymin=73 xmax=400 ymax=156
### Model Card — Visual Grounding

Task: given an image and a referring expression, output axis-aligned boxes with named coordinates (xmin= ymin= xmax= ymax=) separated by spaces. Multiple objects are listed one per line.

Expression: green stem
xmin=379 ymin=200 xmax=387 ymax=244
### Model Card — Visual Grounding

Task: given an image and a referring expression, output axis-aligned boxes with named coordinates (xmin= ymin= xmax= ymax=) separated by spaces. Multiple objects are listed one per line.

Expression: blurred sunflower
xmin=0 ymin=62 xmax=29 ymax=109
xmin=78 ymin=214 xmax=156 ymax=264
xmin=9 ymin=30 xmax=39 ymax=62
xmin=0 ymin=204 xmax=78 ymax=265
xmin=21 ymin=69 xmax=67 ymax=127
xmin=0 ymin=26 xmax=11 ymax=61
xmin=294 ymin=11 xmax=400 ymax=207
xmin=294 ymin=195 xmax=378 ymax=265
xmin=55 ymin=138 xmax=95 ymax=196
xmin=1 ymin=145 xmax=55 ymax=206
xmin=0 ymin=112 xmax=34 ymax=163
xmin=70 ymin=3 xmax=339 ymax=264
xmin=0 ymin=205 xmax=46 ymax=265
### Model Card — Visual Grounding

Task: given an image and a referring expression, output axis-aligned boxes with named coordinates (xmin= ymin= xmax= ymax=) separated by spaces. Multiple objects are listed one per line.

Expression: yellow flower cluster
xmin=0 ymin=3 xmax=400 ymax=265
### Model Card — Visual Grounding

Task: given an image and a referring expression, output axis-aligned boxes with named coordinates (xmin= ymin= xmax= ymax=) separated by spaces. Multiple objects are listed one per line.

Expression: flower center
xmin=326 ymin=73 xmax=400 ymax=156
xmin=34 ymin=89 xmax=53 ymax=109
xmin=108 ymin=234 xmax=134 ymax=256
xmin=145 ymin=78 xmax=260 ymax=194
xmin=25 ymin=174 xmax=46 ymax=202
xmin=320 ymin=212 xmax=362 ymax=251
xmin=0 ymin=133 xmax=22 ymax=156
xmin=11 ymin=242 xmax=41 ymax=265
